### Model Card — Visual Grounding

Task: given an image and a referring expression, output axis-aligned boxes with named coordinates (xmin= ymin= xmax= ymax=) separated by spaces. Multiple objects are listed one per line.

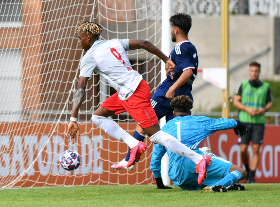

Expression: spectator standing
xmin=233 ymin=61 xmax=273 ymax=183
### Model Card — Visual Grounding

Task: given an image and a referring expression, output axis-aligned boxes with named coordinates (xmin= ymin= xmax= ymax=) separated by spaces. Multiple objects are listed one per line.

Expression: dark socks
xmin=125 ymin=131 xmax=146 ymax=161
xmin=250 ymin=170 xmax=256 ymax=179
xmin=245 ymin=164 xmax=250 ymax=173
xmin=244 ymin=164 xmax=250 ymax=179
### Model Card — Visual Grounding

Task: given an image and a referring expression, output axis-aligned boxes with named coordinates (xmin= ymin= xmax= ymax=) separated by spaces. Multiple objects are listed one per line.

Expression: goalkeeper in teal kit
xmin=150 ymin=95 xmax=248 ymax=192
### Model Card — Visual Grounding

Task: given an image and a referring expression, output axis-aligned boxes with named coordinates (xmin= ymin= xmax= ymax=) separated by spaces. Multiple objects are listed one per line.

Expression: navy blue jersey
xmin=152 ymin=40 xmax=198 ymax=107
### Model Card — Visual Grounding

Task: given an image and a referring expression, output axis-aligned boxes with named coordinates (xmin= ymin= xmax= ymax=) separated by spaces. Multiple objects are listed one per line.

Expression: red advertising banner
xmin=200 ymin=126 xmax=280 ymax=183
xmin=0 ymin=122 xmax=154 ymax=188
xmin=0 ymin=123 xmax=279 ymax=188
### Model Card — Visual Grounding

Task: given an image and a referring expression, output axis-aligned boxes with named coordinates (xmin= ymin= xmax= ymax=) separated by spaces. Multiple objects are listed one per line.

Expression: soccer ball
xmin=60 ymin=150 xmax=81 ymax=171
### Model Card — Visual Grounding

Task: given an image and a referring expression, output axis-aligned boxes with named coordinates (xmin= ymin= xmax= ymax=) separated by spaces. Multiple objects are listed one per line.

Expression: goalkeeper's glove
xmin=155 ymin=177 xmax=172 ymax=189
xmin=234 ymin=121 xmax=248 ymax=137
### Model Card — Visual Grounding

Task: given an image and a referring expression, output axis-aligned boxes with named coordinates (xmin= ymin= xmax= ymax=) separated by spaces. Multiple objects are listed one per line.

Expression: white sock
xmin=91 ymin=115 xmax=139 ymax=148
xmin=150 ymin=130 xmax=203 ymax=164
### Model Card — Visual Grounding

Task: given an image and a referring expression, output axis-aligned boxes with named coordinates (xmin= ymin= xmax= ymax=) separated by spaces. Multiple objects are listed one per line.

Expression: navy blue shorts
xmin=150 ymin=99 xmax=174 ymax=122
xmin=238 ymin=123 xmax=265 ymax=145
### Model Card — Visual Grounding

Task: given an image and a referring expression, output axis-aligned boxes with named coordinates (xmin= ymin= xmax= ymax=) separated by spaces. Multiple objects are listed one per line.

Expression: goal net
xmin=0 ymin=0 xmax=242 ymax=188
xmin=0 ymin=0 xmax=164 ymax=188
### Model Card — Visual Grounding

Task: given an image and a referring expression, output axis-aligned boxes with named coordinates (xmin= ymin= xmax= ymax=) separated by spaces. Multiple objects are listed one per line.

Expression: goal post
xmin=160 ymin=0 xmax=173 ymax=186
xmin=222 ymin=0 xmax=230 ymax=118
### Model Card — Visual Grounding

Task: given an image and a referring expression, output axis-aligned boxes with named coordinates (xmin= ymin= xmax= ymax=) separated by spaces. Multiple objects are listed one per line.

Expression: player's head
xmin=170 ymin=95 xmax=193 ymax=116
xmin=169 ymin=13 xmax=192 ymax=42
xmin=75 ymin=21 xmax=103 ymax=51
xmin=249 ymin=61 xmax=261 ymax=81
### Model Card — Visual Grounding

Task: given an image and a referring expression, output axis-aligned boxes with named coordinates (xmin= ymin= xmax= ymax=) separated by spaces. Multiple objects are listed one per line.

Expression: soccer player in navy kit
xmin=112 ymin=13 xmax=198 ymax=170
xmin=150 ymin=95 xmax=248 ymax=192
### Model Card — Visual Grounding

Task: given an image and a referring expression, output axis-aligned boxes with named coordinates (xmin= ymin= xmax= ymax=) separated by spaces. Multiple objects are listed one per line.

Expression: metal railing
xmin=0 ymin=110 xmax=279 ymax=125
xmin=192 ymin=111 xmax=280 ymax=125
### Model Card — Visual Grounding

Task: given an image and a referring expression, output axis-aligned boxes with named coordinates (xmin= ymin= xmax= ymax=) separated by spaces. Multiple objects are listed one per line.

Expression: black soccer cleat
xmin=203 ymin=185 xmax=227 ymax=192
xmin=211 ymin=185 xmax=228 ymax=192
xmin=227 ymin=184 xmax=245 ymax=191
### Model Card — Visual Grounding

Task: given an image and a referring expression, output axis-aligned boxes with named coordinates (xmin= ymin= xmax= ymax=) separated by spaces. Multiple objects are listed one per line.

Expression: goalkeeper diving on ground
xmin=150 ymin=95 xmax=248 ymax=192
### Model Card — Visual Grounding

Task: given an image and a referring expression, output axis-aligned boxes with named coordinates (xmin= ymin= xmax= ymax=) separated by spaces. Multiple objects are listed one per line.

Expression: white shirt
xmin=79 ymin=39 xmax=142 ymax=100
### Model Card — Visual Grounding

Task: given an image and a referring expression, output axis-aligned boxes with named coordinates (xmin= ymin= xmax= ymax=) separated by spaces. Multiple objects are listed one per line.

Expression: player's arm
xmin=233 ymin=95 xmax=257 ymax=116
xmin=67 ymin=77 xmax=88 ymax=143
xmin=165 ymin=46 xmax=197 ymax=100
xmin=128 ymin=40 xmax=169 ymax=62
xmin=128 ymin=40 xmax=175 ymax=72
xmin=205 ymin=117 xmax=247 ymax=137
xmin=205 ymin=117 xmax=237 ymax=132
xmin=233 ymin=84 xmax=257 ymax=116
xmin=256 ymin=86 xmax=273 ymax=115
xmin=256 ymin=101 xmax=273 ymax=115
xmin=150 ymin=144 xmax=172 ymax=189
xmin=71 ymin=77 xmax=88 ymax=118
xmin=165 ymin=69 xmax=193 ymax=100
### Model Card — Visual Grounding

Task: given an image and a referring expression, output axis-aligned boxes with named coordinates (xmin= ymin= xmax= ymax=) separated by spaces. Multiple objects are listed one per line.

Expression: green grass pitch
xmin=1 ymin=184 xmax=280 ymax=207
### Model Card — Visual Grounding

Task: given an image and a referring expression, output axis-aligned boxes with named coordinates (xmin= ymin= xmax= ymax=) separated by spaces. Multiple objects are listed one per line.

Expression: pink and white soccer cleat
xmin=111 ymin=159 xmax=134 ymax=171
xmin=196 ymin=155 xmax=211 ymax=185
xmin=127 ymin=141 xmax=147 ymax=168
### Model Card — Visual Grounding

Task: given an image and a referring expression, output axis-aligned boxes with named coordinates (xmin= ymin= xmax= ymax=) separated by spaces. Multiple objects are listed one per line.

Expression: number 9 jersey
xmin=79 ymin=39 xmax=142 ymax=101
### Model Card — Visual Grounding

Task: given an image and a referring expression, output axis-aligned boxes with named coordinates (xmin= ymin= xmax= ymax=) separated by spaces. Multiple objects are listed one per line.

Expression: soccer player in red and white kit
xmin=67 ymin=21 xmax=211 ymax=184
